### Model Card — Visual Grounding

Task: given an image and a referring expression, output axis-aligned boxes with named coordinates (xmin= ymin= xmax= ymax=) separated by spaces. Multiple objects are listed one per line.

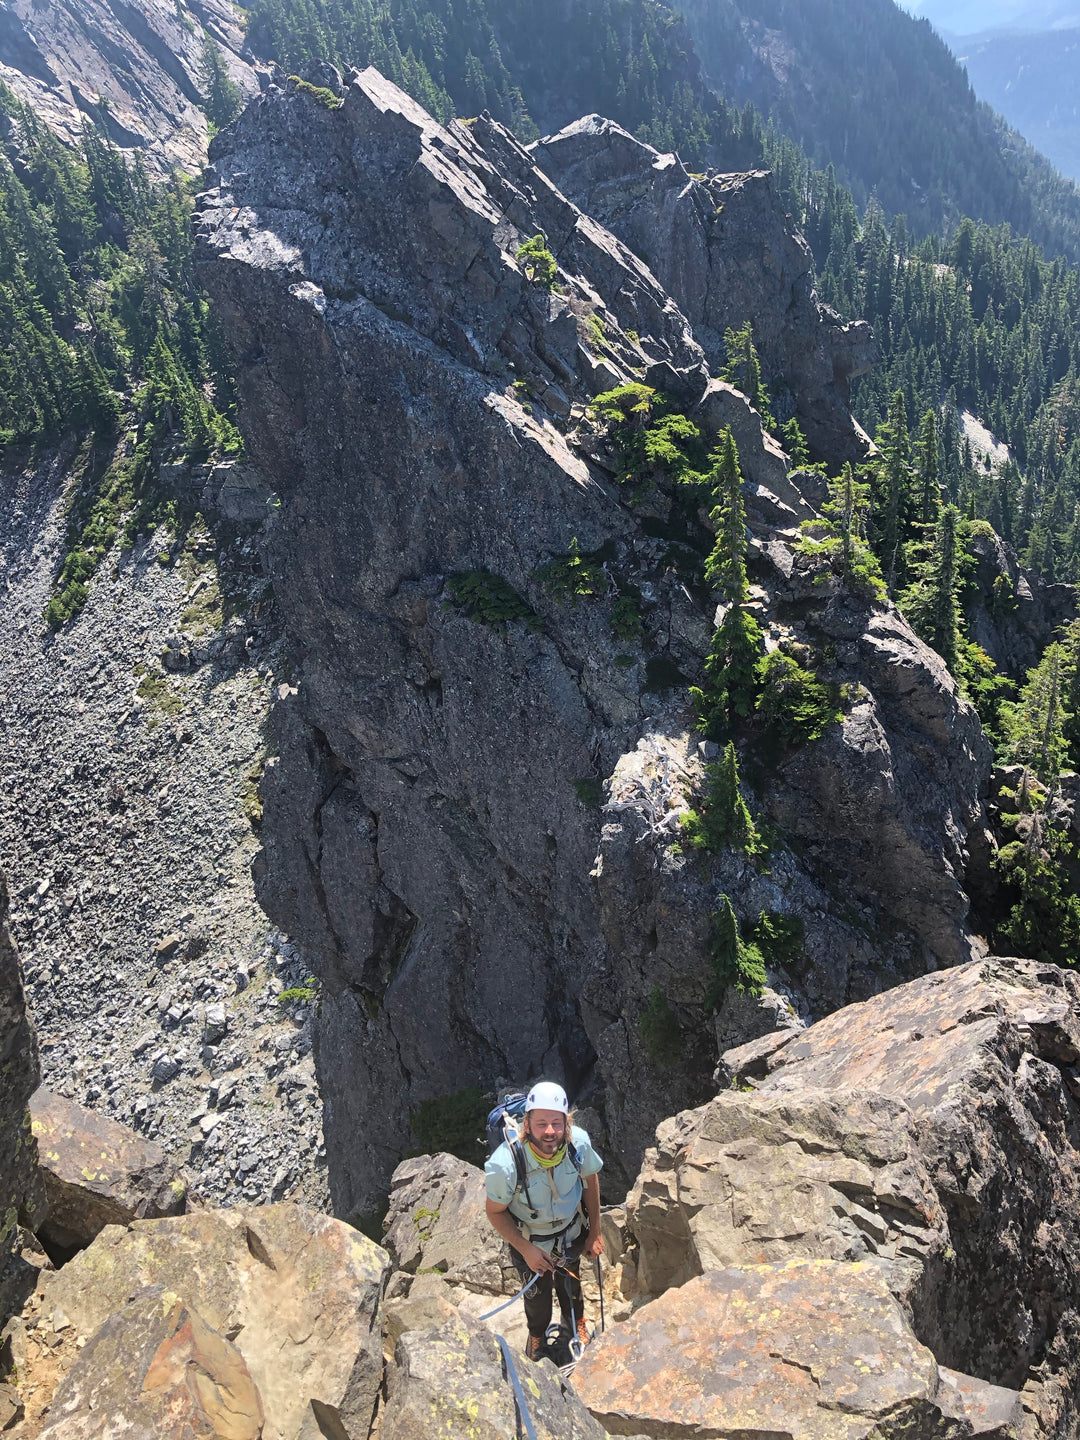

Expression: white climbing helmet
xmin=525 ymin=1081 xmax=569 ymax=1114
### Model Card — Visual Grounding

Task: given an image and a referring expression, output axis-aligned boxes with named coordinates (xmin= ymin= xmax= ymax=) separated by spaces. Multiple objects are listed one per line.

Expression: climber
xmin=484 ymin=1080 xmax=604 ymax=1364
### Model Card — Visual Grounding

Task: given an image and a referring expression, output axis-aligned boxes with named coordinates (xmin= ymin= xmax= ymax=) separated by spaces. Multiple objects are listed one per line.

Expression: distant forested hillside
xmin=675 ymin=0 xmax=1080 ymax=263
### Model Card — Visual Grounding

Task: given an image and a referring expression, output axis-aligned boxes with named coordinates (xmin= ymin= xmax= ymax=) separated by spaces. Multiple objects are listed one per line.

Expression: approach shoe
xmin=524 ymin=1334 xmax=545 ymax=1363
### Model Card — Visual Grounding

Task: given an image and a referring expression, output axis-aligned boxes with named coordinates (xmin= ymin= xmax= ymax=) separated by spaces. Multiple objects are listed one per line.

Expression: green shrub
xmin=278 ymin=980 xmax=318 ymax=1005
xmin=637 ymin=987 xmax=681 ymax=1065
xmin=409 ymin=1086 xmax=488 ymax=1166
xmin=445 ymin=570 xmax=541 ymax=629
xmin=644 ymin=656 xmax=687 ymax=693
xmin=755 ymin=651 xmax=840 ymax=747
xmin=610 ymin=593 xmax=643 ymax=643
xmin=535 ymin=538 xmax=610 ymax=601
xmin=516 ymin=234 xmax=557 ymax=287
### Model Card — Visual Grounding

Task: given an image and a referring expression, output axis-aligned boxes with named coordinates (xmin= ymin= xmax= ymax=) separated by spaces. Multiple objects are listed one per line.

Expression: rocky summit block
xmin=35 ymin=1202 xmax=391 ymax=1440
xmin=37 ymin=1285 xmax=264 ymax=1440
xmin=383 ymin=1309 xmax=607 ymax=1440
xmin=572 ymin=1258 xmax=1012 ymax=1440
xmin=30 ymin=1086 xmax=191 ymax=1253
xmin=626 ymin=957 xmax=1080 ymax=1438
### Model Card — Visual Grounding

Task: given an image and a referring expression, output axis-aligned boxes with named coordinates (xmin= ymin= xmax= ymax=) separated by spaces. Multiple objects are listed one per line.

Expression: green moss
xmin=135 ymin=670 xmax=183 ymax=725
xmin=445 ymin=570 xmax=542 ymax=630
xmin=288 ymin=75 xmax=343 ymax=108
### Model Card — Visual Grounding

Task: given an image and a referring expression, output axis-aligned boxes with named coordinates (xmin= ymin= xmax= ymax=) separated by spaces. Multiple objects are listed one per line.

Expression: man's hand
xmin=582 ymin=1230 xmax=605 ymax=1259
xmin=519 ymin=1242 xmax=556 ymax=1274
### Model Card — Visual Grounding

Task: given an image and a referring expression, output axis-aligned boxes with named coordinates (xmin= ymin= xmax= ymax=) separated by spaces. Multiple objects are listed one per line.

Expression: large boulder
xmin=628 ymin=1088 xmax=947 ymax=1300
xmin=37 ymin=1286 xmax=263 ymax=1440
xmin=30 ymin=1086 xmax=191 ymax=1253
xmin=382 ymin=1310 xmax=608 ymax=1440
xmin=36 ymin=1203 xmax=390 ymax=1440
xmin=631 ymin=958 xmax=1080 ymax=1436
xmin=382 ymin=1152 xmax=512 ymax=1296
xmin=572 ymin=1258 xmax=1019 ymax=1440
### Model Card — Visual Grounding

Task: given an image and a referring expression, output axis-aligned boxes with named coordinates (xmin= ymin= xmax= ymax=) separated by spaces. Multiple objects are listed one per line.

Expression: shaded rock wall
xmin=197 ymin=67 xmax=995 ymax=1223
xmin=0 ymin=870 xmax=44 ymax=1325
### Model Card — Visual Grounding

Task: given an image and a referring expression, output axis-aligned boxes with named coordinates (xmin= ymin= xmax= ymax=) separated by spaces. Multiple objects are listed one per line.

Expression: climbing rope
xmin=495 ymin=1334 xmax=540 ymax=1440
xmin=479 ymin=1269 xmax=541 ymax=1322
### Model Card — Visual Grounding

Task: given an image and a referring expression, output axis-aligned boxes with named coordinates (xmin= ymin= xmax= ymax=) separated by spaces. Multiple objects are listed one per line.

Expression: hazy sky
xmin=904 ymin=1 xmax=1080 ymax=33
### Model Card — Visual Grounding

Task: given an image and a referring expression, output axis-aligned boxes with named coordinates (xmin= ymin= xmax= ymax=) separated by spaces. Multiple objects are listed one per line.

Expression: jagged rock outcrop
xmin=534 ymin=114 xmax=875 ymax=465
xmin=196 ymin=66 xmax=994 ymax=1222
xmin=36 ymin=1286 xmax=264 ymax=1440
xmin=21 ymin=1202 xmax=389 ymax=1440
xmin=0 ymin=0 xmax=259 ymax=173
xmin=629 ymin=957 xmax=1080 ymax=1438
xmin=0 ymin=871 xmax=44 ymax=1327
xmin=964 ymin=524 xmax=1076 ymax=679
xmin=30 ymin=1087 xmax=192 ymax=1255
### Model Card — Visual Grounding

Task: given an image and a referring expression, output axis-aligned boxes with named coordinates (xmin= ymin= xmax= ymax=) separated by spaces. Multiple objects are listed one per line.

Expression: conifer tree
xmin=873 ymin=389 xmax=912 ymax=583
xmin=681 ymin=742 xmax=763 ymax=856
xmin=1002 ymin=642 xmax=1070 ymax=783
xmin=704 ymin=427 xmax=747 ymax=604
xmin=915 ymin=408 xmax=941 ymax=526
xmin=707 ymin=895 xmax=766 ymax=1005
xmin=900 ymin=504 xmax=962 ymax=674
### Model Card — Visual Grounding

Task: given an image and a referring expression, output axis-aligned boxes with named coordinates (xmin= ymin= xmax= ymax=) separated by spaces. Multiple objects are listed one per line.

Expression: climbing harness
xmin=479 ymin=1269 xmax=541 ymax=1322
xmin=495 ymin=1334 xmax=540 ymax=1440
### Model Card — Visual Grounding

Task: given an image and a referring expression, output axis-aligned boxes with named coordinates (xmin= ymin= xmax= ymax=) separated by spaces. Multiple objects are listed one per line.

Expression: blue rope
xmin=478 ymin=1270 xmax=540 ymax=1322
xmin=495 ymin=1334 xmax=540 ymax=1440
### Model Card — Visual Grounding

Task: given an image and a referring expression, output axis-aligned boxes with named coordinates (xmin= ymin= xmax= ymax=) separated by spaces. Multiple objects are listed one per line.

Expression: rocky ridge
xmin=194 ymin=65 xmax=1000 ymax=1224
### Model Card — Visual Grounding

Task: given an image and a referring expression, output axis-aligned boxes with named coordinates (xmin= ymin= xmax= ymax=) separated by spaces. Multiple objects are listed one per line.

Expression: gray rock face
xmin=196 ymin=67 xmax=994 ymax=1223
xmin=0 ymin=870 xmax=44 ymax=1326
xmin=0 ymin=0 xmax=259 ymax=174
xmin=534 ymin=114 xmax=875 ymax=466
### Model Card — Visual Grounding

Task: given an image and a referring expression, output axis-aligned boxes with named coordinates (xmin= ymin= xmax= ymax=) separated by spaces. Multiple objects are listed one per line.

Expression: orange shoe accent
xmin=525 ymin=1334 xmax=545 ymax=1363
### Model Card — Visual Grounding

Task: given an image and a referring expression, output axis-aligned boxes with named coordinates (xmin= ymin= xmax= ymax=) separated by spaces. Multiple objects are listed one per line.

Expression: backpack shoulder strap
xmin=566 ymin=1133 xmax=582 ymax=1173
xmin=508 ymin=1137 xmax=534 ymax=1211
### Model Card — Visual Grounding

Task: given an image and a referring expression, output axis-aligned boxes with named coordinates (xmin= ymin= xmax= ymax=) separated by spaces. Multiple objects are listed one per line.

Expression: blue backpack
xmin=486 ymin=1091 xmax=581 ymax=1222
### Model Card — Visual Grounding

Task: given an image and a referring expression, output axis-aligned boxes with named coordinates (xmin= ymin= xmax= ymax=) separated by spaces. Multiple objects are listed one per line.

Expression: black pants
xmin=510 ymin=1228 xmax=587 ymax=1338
